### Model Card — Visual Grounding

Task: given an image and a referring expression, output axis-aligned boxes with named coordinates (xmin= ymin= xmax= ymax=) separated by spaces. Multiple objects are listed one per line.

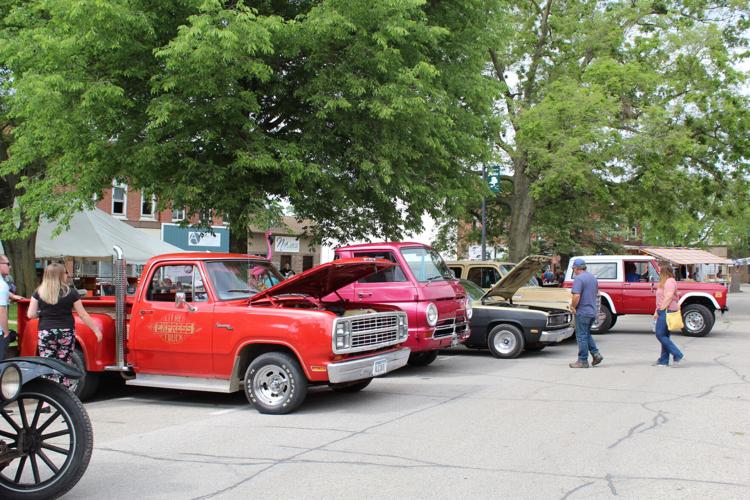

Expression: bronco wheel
xmin=681 ymin=304 xmax=714 ymax=337
xmin=70 ymin=349 xmax=100 ymax=401
xmin=591 ymin=305 xmax=613 ymax=334
xmin=244 ymin=352 xmax=308 ymax=415
xmin=0 ymin=379 xmax=93 ymax=500
xmin=487 ymin=324 xmax=524 ymax=359
xmin=330 ymin=378 xmax=373 ymax=393
xmin=408 ymin=351 xmax=439 ymax=366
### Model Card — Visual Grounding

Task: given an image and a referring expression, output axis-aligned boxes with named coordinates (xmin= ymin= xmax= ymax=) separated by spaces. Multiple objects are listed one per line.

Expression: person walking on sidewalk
xmin=652 ymin=264 xmax=684 ymax=366
xmin=569 ymin=258 xmax=604 ymax=368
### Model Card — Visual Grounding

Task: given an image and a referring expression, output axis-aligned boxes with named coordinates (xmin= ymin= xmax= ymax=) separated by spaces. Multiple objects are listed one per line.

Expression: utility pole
xmin=481 ymin=165 xmax=487 ymax=260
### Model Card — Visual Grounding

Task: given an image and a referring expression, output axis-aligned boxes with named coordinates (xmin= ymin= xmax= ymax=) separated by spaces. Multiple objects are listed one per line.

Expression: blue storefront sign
xmin=162 ymin=223 xmax=230 ymax=252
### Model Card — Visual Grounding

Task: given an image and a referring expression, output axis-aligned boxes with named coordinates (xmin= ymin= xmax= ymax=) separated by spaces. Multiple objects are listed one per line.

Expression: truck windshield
xmin=205 ymin=260 xmax=284 ymax=301
xmin=401 ymin=247 xmax=453 ymax=282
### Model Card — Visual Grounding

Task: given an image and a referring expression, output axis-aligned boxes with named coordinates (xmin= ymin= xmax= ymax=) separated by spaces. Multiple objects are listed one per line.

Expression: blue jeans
xmin=575 ymin=314 xmax=600 ymax=363
xmin=655 ymin=310 xmax=683 ymax=365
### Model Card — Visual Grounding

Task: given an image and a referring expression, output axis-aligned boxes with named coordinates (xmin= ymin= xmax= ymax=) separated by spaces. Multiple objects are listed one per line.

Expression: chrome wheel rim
xmin=493 ymin=331 xmax=516 ymax=355
xmin=252 ymin=365 xmax=290 ymax=407
xmin=684 ymin=311 xmax=704 ymax=332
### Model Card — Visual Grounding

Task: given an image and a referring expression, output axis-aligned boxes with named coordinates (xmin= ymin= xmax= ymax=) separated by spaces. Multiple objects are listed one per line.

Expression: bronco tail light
xmin=335 ymin=320 xmax=352 ymax=350
xmin=465 ymin=296 xmax=473 ymax=320
xmin=426 ymin=303 xmax=438 ymax=327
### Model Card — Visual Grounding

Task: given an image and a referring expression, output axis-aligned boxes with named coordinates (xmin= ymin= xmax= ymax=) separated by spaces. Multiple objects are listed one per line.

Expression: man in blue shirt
xmin=569 ymin=258 xmax=604 ymax=368
xmin=0 ymin=256 xmax=11 ymax=360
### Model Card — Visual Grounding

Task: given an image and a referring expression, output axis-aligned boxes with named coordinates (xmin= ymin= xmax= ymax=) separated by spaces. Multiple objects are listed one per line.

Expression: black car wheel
xmin=487 ymin=324 xmax=524 ymax=359
xmin=591 ymin=305 xmax=613 ymax=334
xmin=70 ymin=349 xmax=100 ymax=401
xmin=408 ymin=351 xmax=439 ymax=366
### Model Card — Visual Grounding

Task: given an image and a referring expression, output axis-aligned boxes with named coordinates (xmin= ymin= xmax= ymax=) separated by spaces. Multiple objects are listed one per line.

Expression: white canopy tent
xmin=36 ymin=208 xmax=185 ymax=264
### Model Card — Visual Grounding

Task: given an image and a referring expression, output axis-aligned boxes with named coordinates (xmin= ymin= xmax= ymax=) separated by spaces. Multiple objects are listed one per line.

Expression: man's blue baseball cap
xmin=572 ymin=258 xmax=586 ymax=268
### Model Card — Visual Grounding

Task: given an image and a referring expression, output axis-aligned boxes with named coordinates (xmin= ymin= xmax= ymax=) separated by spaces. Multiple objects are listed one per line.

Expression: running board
xmin=126 ymin=374 xmax=236 ymax=393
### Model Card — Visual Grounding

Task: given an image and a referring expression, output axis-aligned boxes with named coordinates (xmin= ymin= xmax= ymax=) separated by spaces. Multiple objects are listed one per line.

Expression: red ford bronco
xmin=563 ymin=255 xmax=728 ymax=336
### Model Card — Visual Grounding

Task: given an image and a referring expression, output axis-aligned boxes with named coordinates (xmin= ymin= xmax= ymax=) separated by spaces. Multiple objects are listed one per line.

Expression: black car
xmin=459 ymin=256 xmax=574 ymax=358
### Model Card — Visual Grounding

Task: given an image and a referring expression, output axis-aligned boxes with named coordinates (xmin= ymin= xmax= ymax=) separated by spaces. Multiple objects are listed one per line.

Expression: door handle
xmin=358 ymin=292 xmax=372 ymax=299
xmin=139 ymin=310 xmax=153 ymax=315
xmin=216 ymin=323 xmax=234 ymax=331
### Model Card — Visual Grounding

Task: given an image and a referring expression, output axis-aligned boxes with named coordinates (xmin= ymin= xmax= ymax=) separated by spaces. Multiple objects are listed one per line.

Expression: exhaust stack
xmin=105 ymin=245 xmax=129 ymax=371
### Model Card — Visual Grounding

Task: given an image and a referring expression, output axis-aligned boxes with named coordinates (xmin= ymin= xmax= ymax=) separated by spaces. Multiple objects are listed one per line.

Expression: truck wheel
xmin=487 ymin=325 xmax=524 ymax=359
xmin=408 ymin=351 xmax=439 ymax=366
xmin=330 ymin=378 xmax=373 ymax=392
xmin=681 ymin=304 xmax=714 ymax=337
xmin=591 ymin=306 xmax=613 ymax=334
xmin=244 ymin=352 xmax=308 ymax=415
xmin=70 ymin=349 xmax=100 ymax=401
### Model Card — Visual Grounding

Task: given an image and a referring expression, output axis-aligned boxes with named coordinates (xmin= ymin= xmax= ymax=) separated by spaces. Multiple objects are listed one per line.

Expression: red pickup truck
xmin=563 ymin=255 xmax=728 ymax=336
xmin=17 ymin=250 xmax=410 ymax=414
xmin=333 ymin=242 xmax=471 ymax=366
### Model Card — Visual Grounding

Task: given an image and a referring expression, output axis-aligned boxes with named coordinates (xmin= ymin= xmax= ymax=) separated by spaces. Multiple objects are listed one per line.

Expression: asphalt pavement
xmin=69 ymin=287 xmax=750 ymax=499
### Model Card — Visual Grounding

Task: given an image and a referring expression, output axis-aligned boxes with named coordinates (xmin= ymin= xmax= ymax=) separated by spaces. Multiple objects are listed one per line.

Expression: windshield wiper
xmin=225 ymin=289 xmax=251 ymax=293
xmin=425 ymin=275 xmax=444 ymax=282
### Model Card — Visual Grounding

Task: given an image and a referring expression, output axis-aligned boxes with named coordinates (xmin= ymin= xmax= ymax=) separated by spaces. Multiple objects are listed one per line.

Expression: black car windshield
xmin=459 ymin=279 xmax=485 ymax=301
xmin=205 ymin=260 xmax=284 ymax=301
xmin=401 ymin=247 xmax=453 ymax=282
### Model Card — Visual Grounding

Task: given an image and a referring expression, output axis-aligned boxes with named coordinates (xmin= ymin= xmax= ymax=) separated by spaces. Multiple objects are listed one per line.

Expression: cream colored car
xmin=448 ymin=257 xmax=571 ymax=310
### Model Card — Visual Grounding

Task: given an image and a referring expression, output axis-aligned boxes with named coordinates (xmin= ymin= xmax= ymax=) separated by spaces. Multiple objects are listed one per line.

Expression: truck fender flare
xmin=599 ymin=292 xmax=617 ymax=314
xmin=234 ymin=340 xmax=309 ymax=378
xmin=679 ymin=292 xmax=720 ymax=310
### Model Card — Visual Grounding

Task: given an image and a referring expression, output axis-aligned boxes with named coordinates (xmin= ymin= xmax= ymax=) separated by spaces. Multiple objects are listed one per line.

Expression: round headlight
xmin=465 ymin=296 xmax=473 ymax=320
xmin=426 ymin=303 xmax=438 ymax=327
xmin=0 ymin=364 xmax=22 ymax=401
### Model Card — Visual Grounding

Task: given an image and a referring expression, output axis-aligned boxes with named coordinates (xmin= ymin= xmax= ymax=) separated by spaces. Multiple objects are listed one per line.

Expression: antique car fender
xmin=233 ymin=339 xmax=313 ymax=381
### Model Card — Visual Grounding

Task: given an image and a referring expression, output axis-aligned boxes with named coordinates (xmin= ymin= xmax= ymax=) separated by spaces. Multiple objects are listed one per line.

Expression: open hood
xmin=485 ymin=255 xmax=550 ymax=301
xmin=249 ymin=258 xmax=394 ymax=302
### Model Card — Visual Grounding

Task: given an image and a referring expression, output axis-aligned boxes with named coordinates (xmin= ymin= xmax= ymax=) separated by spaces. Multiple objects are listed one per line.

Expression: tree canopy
xmin=1 ymin=0 xmax=498 ymax=243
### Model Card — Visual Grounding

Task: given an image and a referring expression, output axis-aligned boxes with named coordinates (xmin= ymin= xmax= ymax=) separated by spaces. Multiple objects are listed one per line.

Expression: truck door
xmin=129 ymin=263 xmax=215 ymax=376
xmin=622 ymin=259 xmax=659 ymax=314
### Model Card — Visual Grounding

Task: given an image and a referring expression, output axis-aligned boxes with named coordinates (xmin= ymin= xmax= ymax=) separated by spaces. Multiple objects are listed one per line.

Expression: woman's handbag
xmin=666 ymin=310 xmax=684 ymax=332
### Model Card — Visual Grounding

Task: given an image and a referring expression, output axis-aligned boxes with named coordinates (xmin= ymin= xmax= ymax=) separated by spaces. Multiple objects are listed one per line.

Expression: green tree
xmin=485 ymin=0 xmax=750 ymax=260
xmin=1 ymin=0 xmax=499 ymax=249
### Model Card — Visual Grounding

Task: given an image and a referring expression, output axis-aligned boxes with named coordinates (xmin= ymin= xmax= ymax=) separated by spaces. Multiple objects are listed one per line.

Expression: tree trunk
xmin=1 ymin=231 xmax=37 ymax=297
xmin=508 ymin=157 xmax=534 ymax=262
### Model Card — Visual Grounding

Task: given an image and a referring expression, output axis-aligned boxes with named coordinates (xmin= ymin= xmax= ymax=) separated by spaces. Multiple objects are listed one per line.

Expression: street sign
xmin=487 ymin=165 xmax=502 ymax=193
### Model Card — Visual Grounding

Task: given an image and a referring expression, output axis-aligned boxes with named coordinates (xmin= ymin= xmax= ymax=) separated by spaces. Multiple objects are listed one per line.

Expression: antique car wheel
xmin=330 ymin=378 xmax=373 ymax=393
xmin=70 ymin=349 xmax=100 ymax=401
xmin=681 ymin=304 xmax=714 ymax=337
xmin=244 ymin=352 xmax=308 ymax=415
xmin=408 ymin=351 xmax=439 ymax=366
xmin=487 ymin=325 xmax=524 ymax=359
xmin=0 ymin=379 xmax=93 ymax=500
xmin=591 ymin=305 xmax=613 ymax=334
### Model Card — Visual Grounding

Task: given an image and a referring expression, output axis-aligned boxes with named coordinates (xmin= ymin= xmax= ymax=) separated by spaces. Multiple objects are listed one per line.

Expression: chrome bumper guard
xmin=327 ymin=347 xmax=410 ymax=384
xmin=539 ymin=326 xmax=575 ymax=343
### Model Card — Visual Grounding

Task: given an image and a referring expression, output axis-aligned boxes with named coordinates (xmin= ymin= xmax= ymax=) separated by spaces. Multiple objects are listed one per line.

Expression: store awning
xmin=641 ymin=247 xmax=733 ymax=265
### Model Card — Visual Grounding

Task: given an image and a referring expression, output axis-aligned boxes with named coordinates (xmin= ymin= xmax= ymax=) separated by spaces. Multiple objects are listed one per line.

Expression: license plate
xmin=373 ymin=358 xmax=387 ymax=376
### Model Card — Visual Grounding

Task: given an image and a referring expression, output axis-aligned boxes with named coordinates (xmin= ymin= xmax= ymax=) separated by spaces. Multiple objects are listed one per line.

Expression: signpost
xmin=481 ymin=165 xmax=502 ymax=260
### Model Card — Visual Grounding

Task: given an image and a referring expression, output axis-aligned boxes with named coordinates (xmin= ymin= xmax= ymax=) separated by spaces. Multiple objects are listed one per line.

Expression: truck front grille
xmin=333 ymin=312 xmax=407 ymax=354
xmin=434 ymin=312 xmax=468 ymax=338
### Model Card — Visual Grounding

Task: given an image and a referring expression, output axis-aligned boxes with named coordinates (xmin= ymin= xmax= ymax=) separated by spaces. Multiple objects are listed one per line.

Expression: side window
xmin=448 ymin=266 xmax=462 ymax=279
xmin=147 ymin=265 xmax=205 ymax=302
xmin=354 ymin=252 xmax=407 ymax=283
xmin=625 ymin=261 xmax=652 ymax=283
xmin=466 ymin=267 xmax=483 ymax=287
xmin=586 ymin=262 xmax=618 ymax=280
xmin=473 ymin=267 xmax=500 ymax=288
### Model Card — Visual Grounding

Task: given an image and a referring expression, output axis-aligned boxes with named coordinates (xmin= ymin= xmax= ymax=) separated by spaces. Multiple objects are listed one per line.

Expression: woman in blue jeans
xmin=653 ymin=264 xmax=684 ymax=366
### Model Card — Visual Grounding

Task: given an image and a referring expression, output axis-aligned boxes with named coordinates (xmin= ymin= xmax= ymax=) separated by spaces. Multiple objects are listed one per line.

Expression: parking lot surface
xmin=70 ymin=289 xmax=750 ymax=499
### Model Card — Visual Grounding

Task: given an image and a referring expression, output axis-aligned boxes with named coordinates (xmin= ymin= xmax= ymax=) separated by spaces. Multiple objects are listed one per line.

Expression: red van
xmin=333 ymin=242 xmax=471 ymax=366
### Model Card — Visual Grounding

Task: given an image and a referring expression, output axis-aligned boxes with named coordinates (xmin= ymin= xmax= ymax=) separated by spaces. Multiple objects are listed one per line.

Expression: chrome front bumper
xmin=327 ymin=347 xmax=411 ymax=383
xmin=539 ymin=326 xmax=575 ymax=343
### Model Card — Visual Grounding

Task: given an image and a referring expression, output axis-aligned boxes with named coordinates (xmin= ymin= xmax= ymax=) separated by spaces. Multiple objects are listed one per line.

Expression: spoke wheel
xmin=0 ymin=379 xmax=92 ymax=500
